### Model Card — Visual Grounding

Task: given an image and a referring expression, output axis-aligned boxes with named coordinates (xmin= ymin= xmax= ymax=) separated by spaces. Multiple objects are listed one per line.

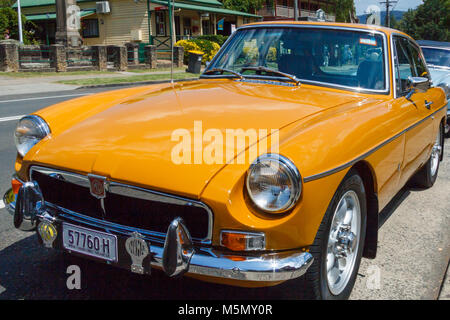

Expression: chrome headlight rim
xmin=14 ymin=115 xmax=51 ymax=157
xmin=246 ymin=153 xmax=302 ymax=214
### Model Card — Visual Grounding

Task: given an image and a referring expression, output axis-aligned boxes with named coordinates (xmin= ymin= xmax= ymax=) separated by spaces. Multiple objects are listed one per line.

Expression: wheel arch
xmin=351 ymin=160 xmax=379 ymax=259
xmin=440 ymin=117 xmax=445 ymax=161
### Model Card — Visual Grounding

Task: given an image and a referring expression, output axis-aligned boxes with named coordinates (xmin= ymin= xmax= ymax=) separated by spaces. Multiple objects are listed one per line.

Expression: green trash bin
xmin=187 ymin=50 xmax=204 ymax=74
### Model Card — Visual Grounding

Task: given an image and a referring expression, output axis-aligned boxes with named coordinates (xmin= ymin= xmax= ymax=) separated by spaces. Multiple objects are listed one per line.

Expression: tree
xmin=0 ymin=7 xmax=36 ymax=44
xmin=334 ymin=0 xmax=356 ymax=23
xmin=396 ymin=0 xmax=449 ymax=41
xmin=0 ymin=0 xmax=14 ymax=8
xmin=221 ymin=0 xmax=264 ymax=14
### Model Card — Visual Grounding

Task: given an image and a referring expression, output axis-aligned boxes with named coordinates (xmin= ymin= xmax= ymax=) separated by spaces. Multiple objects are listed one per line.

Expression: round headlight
xmin=14 ymin=115 xmax=50 ymax=157
xmin=246 ymin=154 xmax=301 ymax=214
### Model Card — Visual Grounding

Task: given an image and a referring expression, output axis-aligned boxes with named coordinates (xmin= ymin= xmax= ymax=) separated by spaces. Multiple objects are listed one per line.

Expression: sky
xmin=354 ymin=0 xmax=424 ymax=15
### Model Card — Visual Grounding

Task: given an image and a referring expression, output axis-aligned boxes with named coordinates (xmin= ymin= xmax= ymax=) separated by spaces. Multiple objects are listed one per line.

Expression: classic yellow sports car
xmin=3 ymin=21 xmax=447 ymax=300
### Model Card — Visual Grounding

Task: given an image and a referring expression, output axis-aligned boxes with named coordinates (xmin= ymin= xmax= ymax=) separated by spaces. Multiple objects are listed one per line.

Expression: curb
xmin=76 ymin=77 xmax=200 ymax=90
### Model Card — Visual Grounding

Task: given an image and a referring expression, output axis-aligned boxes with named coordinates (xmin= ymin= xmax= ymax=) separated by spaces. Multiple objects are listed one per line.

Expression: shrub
xmin=191 ymin=39 xmax=220 ymax=63
xmin=175 ymin=39 xmax=202 ymax=64
xmin=0 ymin=7 xmax=37 ymax=44
xmin=195 ymin=35 xmax=229 ymax=46
xmin=175 ymin=39 xmax=220 ymax=64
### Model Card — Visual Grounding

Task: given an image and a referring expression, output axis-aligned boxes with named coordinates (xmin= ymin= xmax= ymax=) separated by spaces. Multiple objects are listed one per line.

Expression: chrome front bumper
xmin=3 ymin=182 xmax=313 ymax=283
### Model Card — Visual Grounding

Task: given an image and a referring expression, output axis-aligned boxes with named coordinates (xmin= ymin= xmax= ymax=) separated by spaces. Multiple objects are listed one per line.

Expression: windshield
xmin=421 ymin=47 xmax=450 ymax=68
xmin=206 ymin=27 xmax=387 ymax=92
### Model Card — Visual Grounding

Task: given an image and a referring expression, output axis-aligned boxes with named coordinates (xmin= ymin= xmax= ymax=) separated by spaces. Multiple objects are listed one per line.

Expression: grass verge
xmin=0 ymin=71 xmax=112 ymax=78
xmin=0 ymin=67 xmax=190 ymax=78
xmin=56 ymin=72 xmax=199 ymax=86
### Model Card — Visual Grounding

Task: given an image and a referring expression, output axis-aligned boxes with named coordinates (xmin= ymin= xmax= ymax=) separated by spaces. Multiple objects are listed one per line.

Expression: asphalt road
xmin=0 ymin=89 xmax=448 ymax=300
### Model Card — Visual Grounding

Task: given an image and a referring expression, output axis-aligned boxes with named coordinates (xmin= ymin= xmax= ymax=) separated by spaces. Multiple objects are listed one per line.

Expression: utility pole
xmin=17 ymin=0 xmax=23 ymax=43
xmin=379 ymin=0 xmax=398 ymax=27
xmin=168 ymin=0 xmax=174 ymax=83
xmin=294 ymin=0 xmax=299 ymax=21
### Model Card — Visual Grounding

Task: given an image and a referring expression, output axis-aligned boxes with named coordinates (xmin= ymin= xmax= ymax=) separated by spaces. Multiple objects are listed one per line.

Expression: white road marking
xmin=0 ymin=115 xmax=25 ymax=122
xmin=0 ymin=93 xmax=88 ymax=104
xmin=0 ymin=200 xmax=5 ymax=209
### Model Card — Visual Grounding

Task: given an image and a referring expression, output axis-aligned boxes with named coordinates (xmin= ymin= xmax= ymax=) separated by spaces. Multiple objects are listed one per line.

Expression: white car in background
xmin=418 ymin=40 xmax=450 ymax=135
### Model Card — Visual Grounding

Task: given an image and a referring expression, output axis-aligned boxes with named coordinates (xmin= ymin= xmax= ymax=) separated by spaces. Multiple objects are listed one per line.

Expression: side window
xmin=394 ymin=37 xmax=414 ymax=95
xmin=407 ymin=42 xmax=430 ymax=79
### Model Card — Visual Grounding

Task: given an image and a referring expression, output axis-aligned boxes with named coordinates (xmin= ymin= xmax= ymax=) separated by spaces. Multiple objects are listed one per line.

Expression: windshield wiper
xmin=203 ymin=68 xmax=244 ymax=80
xmin=241 ymin=66 xmax=301 ymax=86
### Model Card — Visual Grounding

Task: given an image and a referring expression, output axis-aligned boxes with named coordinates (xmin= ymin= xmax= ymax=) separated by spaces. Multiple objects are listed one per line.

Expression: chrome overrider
xmin=3 ymin=176 xmax=314 ymax=283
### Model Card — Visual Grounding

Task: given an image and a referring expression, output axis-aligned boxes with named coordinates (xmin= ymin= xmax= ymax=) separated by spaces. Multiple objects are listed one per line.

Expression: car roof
xmin=417 ymin=40 xmax=450 ymax=49
xmin=242 ymin=21 xmax=412 ymax=38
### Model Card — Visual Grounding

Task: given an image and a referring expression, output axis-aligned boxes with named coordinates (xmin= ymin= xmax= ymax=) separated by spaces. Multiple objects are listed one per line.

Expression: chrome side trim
xmin=29 ymin=166 xmax=214 ymax=244
xmin=204 ymin=24 xmax=391 ymax=95
xmin=303 ymin=105 xmax=448 ymax=182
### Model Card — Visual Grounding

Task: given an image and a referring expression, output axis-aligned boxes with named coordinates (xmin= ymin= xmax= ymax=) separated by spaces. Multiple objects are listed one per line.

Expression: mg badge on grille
xmin=125 ymin=232 xmax=150 ymax=275
xmin=88 ymin=174 xmax=107 ymax=199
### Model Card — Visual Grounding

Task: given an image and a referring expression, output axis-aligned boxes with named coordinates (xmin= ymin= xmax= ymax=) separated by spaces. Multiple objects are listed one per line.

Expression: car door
xmin=392 ymin=36 xmax=434 ymax=186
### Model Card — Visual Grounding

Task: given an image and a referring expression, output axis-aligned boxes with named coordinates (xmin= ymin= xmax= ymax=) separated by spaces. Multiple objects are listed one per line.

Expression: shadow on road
xmin=0 ymin=234 xmax=289 ymax=299
xmin=0 ymin=184 xmax=421 ymax=300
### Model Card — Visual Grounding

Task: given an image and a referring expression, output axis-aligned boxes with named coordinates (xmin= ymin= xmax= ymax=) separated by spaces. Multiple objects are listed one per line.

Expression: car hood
xmin=429 ymin=67 xmax=450 ymax=85
xmin=30 ymin=80 xmax=364 ymax=199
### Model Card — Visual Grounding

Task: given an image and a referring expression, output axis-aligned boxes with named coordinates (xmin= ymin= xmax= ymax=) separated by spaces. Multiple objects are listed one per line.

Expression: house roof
xmin=152 ymin=0 xmax=261 ymax=18
xmin=13 ymin=0 xmax=260 ymax=18
xmin=13 ymin=0 xmax=223 ymax=9
xmin=13 ymin=0 xmax=93 ymax=8
xmin=26 ymin=9 xmax=95 ymax=20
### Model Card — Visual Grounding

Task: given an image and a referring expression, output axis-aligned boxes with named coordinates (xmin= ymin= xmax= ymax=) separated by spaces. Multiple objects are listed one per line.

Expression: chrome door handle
xmin=425 ymin=100 xmax=433 ymax=109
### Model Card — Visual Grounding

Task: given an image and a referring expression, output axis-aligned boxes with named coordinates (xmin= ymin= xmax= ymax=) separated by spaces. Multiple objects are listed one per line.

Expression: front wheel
xmin=288 ymin=169 xmax=367 ymax=299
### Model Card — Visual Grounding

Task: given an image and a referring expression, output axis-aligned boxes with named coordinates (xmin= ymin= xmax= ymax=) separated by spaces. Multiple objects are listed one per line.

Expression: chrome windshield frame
xmin=202 ymin=24 xmax=391 ymax=95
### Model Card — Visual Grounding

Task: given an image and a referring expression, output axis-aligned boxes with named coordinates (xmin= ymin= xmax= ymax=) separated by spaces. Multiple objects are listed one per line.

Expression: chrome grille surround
xmin=29 ymin=166 xmax=213 ymax=244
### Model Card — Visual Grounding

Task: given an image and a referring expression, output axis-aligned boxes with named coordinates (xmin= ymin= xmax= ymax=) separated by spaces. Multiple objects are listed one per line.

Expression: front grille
xmin=31 ymin=170 xmax=210 ymax=240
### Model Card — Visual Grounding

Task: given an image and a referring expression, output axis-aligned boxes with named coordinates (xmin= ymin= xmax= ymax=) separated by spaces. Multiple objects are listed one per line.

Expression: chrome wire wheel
xmin=430 ymin=128 xmax=442 ymax=177
xmin=326 ymin=190 xmax=361 ymax=295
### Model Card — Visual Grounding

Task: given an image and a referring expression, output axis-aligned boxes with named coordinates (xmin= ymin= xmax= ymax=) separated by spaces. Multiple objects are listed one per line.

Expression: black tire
xmin=410 ymin=123 xmax=443 ymax=189
xmin=287 ymin=169 xmax=367 ymax=300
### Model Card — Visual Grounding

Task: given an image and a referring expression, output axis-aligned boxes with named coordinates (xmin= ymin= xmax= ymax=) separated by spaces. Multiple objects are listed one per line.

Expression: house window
xmin=156 ymin=11 xmax=166 ymax=36
xmin=81 ymin=19 xmax=99 ymax=38
xmin=202 ymin=20 xmax=210 ymax=35
xmin=183 ymin=17 xmax=191 ymax=36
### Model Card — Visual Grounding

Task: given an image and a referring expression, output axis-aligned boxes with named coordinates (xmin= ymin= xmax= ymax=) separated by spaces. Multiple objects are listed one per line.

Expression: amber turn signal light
xmin=11 ymin=178 xmax=23 ymax=195
xmin=220 ymin=230 xmax=265 ymax=251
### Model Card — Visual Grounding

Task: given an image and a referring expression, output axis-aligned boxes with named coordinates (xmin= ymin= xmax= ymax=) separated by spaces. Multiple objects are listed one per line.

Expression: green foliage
xmin=195 ymin=34 xmax=229 ymax=46
xmin=0 ymin=0 xmax=14 ymax=8
xmin=396 ymin=0 xmax=449 ymax=41
xmin=221 ymin=0 xmax=264 ymax=13
xmin=0 ymin=7 xmax=37 ymax=44
xmin=334 ymin=0 xmax=356 ymax=23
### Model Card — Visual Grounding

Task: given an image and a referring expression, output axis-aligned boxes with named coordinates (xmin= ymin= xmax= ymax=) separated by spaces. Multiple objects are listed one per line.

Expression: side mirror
xmin=406 ymin=76 xmax=430 ymax=99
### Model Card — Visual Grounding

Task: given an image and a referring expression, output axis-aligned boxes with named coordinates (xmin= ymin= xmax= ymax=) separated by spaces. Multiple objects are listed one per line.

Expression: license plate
xmin=62 ymin=223 xmax=118 ymax=262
